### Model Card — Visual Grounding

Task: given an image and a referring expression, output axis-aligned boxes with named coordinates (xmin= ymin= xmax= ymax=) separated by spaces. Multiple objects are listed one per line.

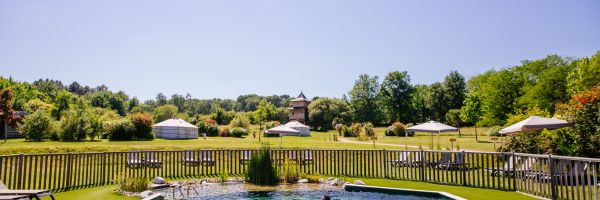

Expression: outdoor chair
xmin=145 ymin=151 xmax=163 ymax=168
xmin=535 ymin=160 xmax=589 ymax=185
xmin=126 ymin=152 xmax=144 ymax=168
xmin=240 ymin=150 xmax=253 ymax=165
xmin=0 ymin=181 xmax=54 ymax=200
xmin=490 ymin=155 xmax=521 ymax=177
xmin=182 ymin=151 xmax=200 ymax=166
xmin=389 ymin=152 xmax=411 ymax=167
xmin=437 ymin=152 xmax=469 ymax=170
xmin=300 ymin=150 xmax=313 ymax=165
xmin=433 ymin=152 xmax=453 ymax=168
xmin=200 ymin=150 xmax=216 ymax=166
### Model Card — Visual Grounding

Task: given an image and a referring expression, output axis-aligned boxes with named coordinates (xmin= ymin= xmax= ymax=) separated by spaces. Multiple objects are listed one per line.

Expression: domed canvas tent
xmin=284 ymin=120 xmax=310 ymax=136
xmin=153 ymin=118 xmax=198 ymax=139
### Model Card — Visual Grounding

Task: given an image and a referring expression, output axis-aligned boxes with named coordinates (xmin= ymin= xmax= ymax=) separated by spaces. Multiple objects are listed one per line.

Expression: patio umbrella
xmin=406 ymin=121 xmax=458 ymax=149
xmin=499 ymin=116 xmax=571 ymax=134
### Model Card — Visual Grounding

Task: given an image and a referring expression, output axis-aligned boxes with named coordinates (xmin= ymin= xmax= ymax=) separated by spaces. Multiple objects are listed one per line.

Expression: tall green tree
xmin=153 ymin=104 xmax=178 ymax=122
xmin=379 ymin=71 xmax=413 ymax=123
xmin=410 ymin=85 xmax=430 ymax=123
xmin=349 ymin=74 xmax=381 ymax=124
xmin=445 ymin=109 xmax=462 ymax=137
xmin=567 ymin=51 xmax=600 ymax=95
xmin=308 ymin=98 xmax=349 ymax=131
xmin=0 ymin=88 xmax=15 ymax=142
xmin=425 ymin=83 xmax=448 ymax=122
xmin=461 ymin=94 xmax=483 ymax=141
xmin=443 ymin=71 xmax=466 ymax=109
xmin=156 ymin=93 xmax=167 ymax=106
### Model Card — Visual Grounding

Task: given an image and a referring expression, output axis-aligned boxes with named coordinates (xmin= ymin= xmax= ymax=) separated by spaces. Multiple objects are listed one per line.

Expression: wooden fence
xmin=1 ymin=149 xmax=598 ymax=200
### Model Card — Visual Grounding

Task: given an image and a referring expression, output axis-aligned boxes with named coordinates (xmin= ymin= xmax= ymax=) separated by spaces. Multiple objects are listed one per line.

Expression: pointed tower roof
xmin=290 ymin=91 xmax=311 ymax=102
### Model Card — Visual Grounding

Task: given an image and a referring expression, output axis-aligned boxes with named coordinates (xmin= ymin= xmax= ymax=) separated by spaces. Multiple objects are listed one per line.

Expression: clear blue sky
xmin=1 ymin=0 xmax=599 ymax=100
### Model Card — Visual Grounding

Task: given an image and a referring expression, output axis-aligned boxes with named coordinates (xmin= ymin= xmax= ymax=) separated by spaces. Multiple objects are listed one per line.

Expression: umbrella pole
xmin=431 ymin=132 xmax=434 ymax=150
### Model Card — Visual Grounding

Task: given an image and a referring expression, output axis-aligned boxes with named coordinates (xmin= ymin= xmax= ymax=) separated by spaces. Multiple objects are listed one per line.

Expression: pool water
xmin=157 ymin=183 xmax=450 ymax=200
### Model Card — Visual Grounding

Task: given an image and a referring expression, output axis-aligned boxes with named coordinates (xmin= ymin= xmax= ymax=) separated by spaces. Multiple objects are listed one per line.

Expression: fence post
xmin=512 ymin=152 xmax=516 ymax=191
xmin=382 ymin=149 xmax=387 ymax=178
xmin=420 ymin=150 xmax=425 ymax=181
xmin=17 ymin=154 xmax=23 ymax=189
xmin=548 ymin=154 xmax=557 ymax=200
xmin=66 ymin=153 xmax=72 ymax=190
xmin=102 ymin=152 xmax=107 ymax=185
xmin=461 ymin=151 xmax=466 ymax=186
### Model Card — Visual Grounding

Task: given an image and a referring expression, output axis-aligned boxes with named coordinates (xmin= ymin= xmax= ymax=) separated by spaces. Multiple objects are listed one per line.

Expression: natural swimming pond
xmin=154 ymin=183 xmax=456 ymax=200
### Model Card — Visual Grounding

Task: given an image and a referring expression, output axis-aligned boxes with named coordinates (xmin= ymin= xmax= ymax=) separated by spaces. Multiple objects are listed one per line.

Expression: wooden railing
xmin=1 ymin=150 xmax=598 ymax=200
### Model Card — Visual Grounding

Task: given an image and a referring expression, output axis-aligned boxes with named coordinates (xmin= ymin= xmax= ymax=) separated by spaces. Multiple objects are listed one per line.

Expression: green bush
xmin=107 ymin=119 xmax=134 ymax=141
xmin=363 ymin=122 xmax=375 ymax=137
xmin=279 ymin=160 xmax=301 ymax=183
xmin=229 ymin=113 xmax=250 ymax=129
xmin=129 ymin=112 xmax=154 ymax=140
xmin=246 ymin=146 xmax=278 ymax=185
xmin=230 ymin=127 xmax=247 ymax=138
xmin=386 ymin=122 xmax=412 ymax=137
xmin=219 ymin=126 xmax=230 ymax=137
xmin=60 ymin=110 xmax=90 ymax=141
xmin=115 ymin=175 xmax=148 ymax=192
xmin=18 ymin=111 xmax=56 ymax=141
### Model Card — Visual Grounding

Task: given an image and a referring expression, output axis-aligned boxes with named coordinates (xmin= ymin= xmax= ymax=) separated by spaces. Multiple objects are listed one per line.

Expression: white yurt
xmin=284 ymin=120 xmax=311 ymax=136
xmin=153 ymin=118 xmax=198 ymax=139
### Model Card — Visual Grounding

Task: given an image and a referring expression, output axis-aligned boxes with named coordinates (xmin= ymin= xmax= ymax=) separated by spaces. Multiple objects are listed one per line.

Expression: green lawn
xmin=50 ymin=177 xmax=535 ymax=200
xmin=0 ymin=126 xmax=504 ymax=154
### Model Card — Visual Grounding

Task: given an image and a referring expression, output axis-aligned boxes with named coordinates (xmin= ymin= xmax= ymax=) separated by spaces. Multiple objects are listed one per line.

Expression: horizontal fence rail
xmin=1 ymin=150 xmax=598 ymax=200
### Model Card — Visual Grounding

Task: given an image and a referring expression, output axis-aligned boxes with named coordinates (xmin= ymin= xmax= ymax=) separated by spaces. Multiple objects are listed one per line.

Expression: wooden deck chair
xmin=145 ymin=152 xmax=162 ymax=168
xmin=126 ymin=152 xmax=144 ymax=168
xmin=538 ymin=160 xmax=589 ymax=184
xmin=182 ymin=151 xmax=200 ymax=166
xmin=490 ymin=155 xmax=521 ymax=177
xmin=200 ymin=150 xmax=215 ymax=166
xmin=0 ymin=181 xmax=54 ymax=200
xmin=389 ymin=152 xmax=411 ymax=167
xmin=434 ymin=152 xmax=453 ymax=168
xmin=437 ymin=152 xmax=467 ymax=170
xmin=240 ymin=150 xmax=253 ymax=165
xmin=0 ymin=195 xmax=30 ymax=200
xmin=300 ymin=150 xmax=313 ymax=165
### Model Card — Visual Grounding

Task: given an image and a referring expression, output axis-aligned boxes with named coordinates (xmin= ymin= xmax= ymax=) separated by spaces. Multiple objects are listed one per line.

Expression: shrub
xmin=357 ymin=131 xmax=369 ymax=141
xmin=246 ymin=146 xmax=278 ymax=185
xmin=107 ymin=119 xmax=134 ymax=141
xmin=230 ymin=127 xmax=247 ymax=138
xmin=218 ymin=170 xmax=229 ymax=182
xmin=555 ymin=85 xmax=600 ymax=157
xmin=115 ymin=175 xmax=148 ymax=192
xmin=219 ymin=126 xmax=230 ymax=137
xmin=229 ymin=113 xmax=250 ymax=129
xmin=129 ymin=112 xmax=154 ymax=140
xmin=18 ymin=111 xmax=56 ymax=141
xmin=347 ymin=123 xmax=362 ymax=137
xmin=498 ymin=131 xmax=549 ymax=154
xmin=60 ymin=110 xmax=91 ymax=141
xmin=279 ymin=160 xmax=301 ymax=183
xmin=387 ymin=122 xmax=412 ymax=137
xmin=206 ymin=124 xmax=219 ymax=136
xmin=338 ymin=125 xmax=354 ymax=137
xmin=363 ymin=122 xmax=375 ymax=137
xmin=334 ymin=124 xmax=344 ymax=134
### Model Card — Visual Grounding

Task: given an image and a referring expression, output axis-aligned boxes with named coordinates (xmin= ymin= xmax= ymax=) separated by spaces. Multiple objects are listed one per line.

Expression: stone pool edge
xmin=342 ymin=183 xmax=466 ymax=200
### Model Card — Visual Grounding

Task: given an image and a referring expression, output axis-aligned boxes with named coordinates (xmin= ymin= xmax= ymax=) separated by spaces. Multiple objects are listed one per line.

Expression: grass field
xmin=49 ymin=177 xmax=535 ymax=200
xmin=0 ymin=126 xmax=504 ymax=154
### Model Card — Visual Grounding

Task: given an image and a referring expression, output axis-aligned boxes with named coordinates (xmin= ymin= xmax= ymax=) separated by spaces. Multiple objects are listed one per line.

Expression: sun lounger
xmin=145 ymin=152 xmax=162 ymax=168
xmin=300 ymin=150 xmax=313 ymax=165
xmin=389 ymin=152 xmax=411 ymax=167
xmin=200 ymin=151 xmax=215 ymax=166
xmin=432 ymin=152 xmax=453 ymax=168
xmin=240 ymin=150 xmax=253 ymax=165
xmin=490 ymin=155 xmax=521 ymax=177
xmin=0 ymin=181 xmax=54 ymax=200
xmin=126 ymin=152 xmax=144 ymax=168
xmin=182 ymin=151 xmax=200 ymax=166
xmin=437 ymin=152 xmax=469 ymax=170
xmin=0 ymin=195 xmax=29 ymax=200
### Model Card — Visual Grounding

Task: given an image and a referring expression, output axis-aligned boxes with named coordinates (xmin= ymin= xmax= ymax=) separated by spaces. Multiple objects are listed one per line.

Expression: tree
xmin=425 ymin=83 xmax=448 ymax=122
xmin=153 ymin=104 xmax=178 ymax=123
xmin=445 ymin=109 xmax=462 ymax=137
xmin=308 ymin=98 xmax=349 ymax=131
xmin=555 ymin=86 xmax=600 ymax=157
xmin=128 ymin=97 xmax=140 ymax=112
xmin=170 ymin=94 xmax=186 ymax=112
xmin=461 ymin=94 xmax=482 ymax=141
xmin=156 ymin=93 xmax=167 ymax=106
xmin=379 ymin=71 xmax=413 ymax=123
xmin=19 ymin=111 xmax=56 ymax=141
xmin=229 ymin=113 xmax=251 ymax=129
xmin=23 ymin=99 xmax=55 ymax=114
xmin=443 ymin=71 xmax=467 ymax=109
xmin=349 ymin=74 xmax=381 ymax=124
xmin=0 ymin=88 xmax=15 ymax=142
xmin=410 ymin=85 xmax=430 ymax=123
xmin=567 ymin=51 xmax=600 ymax=95
xmin=129 ymin=112 xmax=154 ymax=140
xmin=53 ymin=90 xmax=75 ymax=119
